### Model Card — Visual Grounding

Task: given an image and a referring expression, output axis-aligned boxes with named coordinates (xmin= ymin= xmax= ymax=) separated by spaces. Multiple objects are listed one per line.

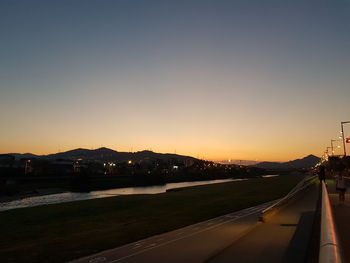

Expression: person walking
xmin=336 ymin=174 xmax=347 ymax=204
xmin=318 ymin=165 xmax=326 ymax=183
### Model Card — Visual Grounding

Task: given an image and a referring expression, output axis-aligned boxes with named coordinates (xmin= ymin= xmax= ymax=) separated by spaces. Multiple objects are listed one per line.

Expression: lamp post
xmin=341 ymin=121 xmax=350 ymax=156
xmin=324 ymin=149 xmax=330 ymax=161
xmin=322 ymin=153 xmax=327 ymax=162
xmin=331 ymin=139 xmax=342 ymax=156
xmin=24 ymin=160 xmax=31 ymax=175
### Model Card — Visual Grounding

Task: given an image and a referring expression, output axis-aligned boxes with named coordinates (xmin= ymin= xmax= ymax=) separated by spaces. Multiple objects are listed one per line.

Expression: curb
xmin=259 ymin=176 xmax=317 ymax=223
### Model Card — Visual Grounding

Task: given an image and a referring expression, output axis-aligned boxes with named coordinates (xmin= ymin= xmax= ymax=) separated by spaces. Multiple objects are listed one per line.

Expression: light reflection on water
xmin=0 ymin=178 xmax=248 ymax=211
xmin=262 ymin=175 xmax=279 ymax=178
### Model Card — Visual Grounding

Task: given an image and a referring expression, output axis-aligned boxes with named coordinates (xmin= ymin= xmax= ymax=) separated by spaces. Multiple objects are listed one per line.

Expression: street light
xmin=323 ymin=146 xmax=333 ymax=161
xmin=324 ymin=151 xmax=329 ymax=161
xmin=25 ymin=160 xmax=31 ymax=175
xmin=341 ymin=121 xmax=350 ymax=156
xmin=331 ymin=139 xmax=342 ymax=156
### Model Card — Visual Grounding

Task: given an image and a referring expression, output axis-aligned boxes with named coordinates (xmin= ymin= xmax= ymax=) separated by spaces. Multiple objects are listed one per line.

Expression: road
xmin=71 ymin=201 xmax=276 ymax=263
xmin=208 ymin=184 xmax=318 ymax=263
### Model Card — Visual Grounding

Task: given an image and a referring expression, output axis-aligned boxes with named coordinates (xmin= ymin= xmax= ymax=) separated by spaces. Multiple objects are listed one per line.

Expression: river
xmin=0 ymin=178 xmax=249 ymax=211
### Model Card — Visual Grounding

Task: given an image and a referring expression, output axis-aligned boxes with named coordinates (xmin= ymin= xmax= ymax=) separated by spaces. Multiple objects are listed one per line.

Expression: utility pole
xmin=341 ymin=121 xmax=350 ymax=156
xmin=326 ymin=147 xmax=332 ymax=155
xmin=331 ymin=139 xmax=342 ymax=156
xmin=331 ymin=140 xmax=335 ymax=156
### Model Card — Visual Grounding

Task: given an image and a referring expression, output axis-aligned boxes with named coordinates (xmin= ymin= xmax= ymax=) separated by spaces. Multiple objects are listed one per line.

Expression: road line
xmin=144 ymin=243 xmax=157 ymax=249
xmin=245 ymin=207 xmax=257 ymax=211
xmin=89 ymin=257 xmax=106 ymax=263
xmin=131 ymin=245 xmax=142 ymax=250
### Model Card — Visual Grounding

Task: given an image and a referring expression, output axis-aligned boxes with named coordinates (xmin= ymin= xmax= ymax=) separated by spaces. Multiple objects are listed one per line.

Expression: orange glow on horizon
xmin=0 ymin=142 xmax=320 ymax=163
xmin=1 ymin=1 xmax=350 ymax=168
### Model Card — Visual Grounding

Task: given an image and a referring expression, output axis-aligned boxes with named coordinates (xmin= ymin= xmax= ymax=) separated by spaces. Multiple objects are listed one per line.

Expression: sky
xmin=1 ymin=0 xmax=350 ymax=162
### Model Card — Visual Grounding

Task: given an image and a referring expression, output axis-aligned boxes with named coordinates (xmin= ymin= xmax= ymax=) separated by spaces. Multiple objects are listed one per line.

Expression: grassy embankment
xmin=1 ymin=174 xmax=241 ymax=196
xmin=0 ymin=174 xmax=304 ymax=263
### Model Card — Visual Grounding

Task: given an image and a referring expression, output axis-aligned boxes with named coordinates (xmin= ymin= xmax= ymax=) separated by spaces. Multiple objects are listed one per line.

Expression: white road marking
xmin=144 ymin=243 xmax=157 ymax=248
xmin=89 ymin=257 xmax=106 ymax=263
xmin=131 ymin=245 xmax=142 ymax=250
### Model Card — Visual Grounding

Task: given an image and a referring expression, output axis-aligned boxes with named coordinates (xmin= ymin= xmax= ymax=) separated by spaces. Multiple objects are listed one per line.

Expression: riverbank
xmin=0 ymin=175 xmax=253 ymax=199
xmin=0 ymin=178 xmax=247 ymax=211
xmin=0 ymin=174 xmax=263 ymax=202
xmin=0 ymin=188 xmax=67 ymax=203
xmin=0 ymin=174 xmax=304 ymax=263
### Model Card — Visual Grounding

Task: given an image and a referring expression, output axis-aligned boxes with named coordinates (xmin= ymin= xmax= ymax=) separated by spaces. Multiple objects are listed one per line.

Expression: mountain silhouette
xmin=9 ymin=147 xmax=197 ymax=163
xmin=8 ymin=153 xmax=39 ymax=159
xmin=254 ymin=155 xmax=320 ymax=170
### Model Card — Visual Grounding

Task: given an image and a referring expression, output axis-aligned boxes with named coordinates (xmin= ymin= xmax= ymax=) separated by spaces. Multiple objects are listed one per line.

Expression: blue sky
xmin=1 ymin=0 xmax=350 ymax=161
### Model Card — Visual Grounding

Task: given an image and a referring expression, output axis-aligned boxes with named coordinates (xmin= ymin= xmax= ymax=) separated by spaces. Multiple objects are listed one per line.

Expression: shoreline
xmin=0 ymin=175 xmax=271 ymax=205
xmin=0 ymin=188 xmax=67 ymax=203
xmin=0 ymin=178 xmax=242 ymax=211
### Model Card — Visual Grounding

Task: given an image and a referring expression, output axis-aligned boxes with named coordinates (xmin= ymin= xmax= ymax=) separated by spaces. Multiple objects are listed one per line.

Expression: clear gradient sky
xmin=1 ymin=0 xmax=350 ymax=161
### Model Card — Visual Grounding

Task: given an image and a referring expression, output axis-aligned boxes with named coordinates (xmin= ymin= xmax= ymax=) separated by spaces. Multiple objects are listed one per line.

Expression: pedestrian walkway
xmin=207 ymin=184 xmax=319 ymax=263
xmin=71 ymin=201 xmax=275 ymax=263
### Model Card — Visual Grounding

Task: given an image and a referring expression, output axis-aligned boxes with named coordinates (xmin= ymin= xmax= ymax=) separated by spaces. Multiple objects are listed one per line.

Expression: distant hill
xmin=218 ymin=159 xmax=259 ymax=166
xmin=254 ymin=155 xmax=320 ymax=170
xmin=8 ymin=153 xmax=39 ymax=159
xmin=8 ymin=147 xmax=198 ymax=163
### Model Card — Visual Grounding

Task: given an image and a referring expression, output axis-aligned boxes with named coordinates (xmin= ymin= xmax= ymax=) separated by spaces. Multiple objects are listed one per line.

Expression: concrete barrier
xmin=319 ymin=181 xmax=342 ymax=263
xmin=259 ymin=175 xmax=316 ymax=222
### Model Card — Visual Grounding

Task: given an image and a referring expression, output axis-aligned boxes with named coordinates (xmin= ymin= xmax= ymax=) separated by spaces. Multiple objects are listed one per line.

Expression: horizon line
xmin=0 ymin=146 xmax=318 ymax=163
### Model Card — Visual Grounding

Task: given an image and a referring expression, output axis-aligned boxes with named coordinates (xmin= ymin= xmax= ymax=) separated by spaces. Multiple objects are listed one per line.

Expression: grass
xmin=0 ymin=174 xmax=304 ymax=263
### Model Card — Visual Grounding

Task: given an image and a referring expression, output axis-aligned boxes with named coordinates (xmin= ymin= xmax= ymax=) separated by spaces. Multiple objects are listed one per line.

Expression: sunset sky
xmin=1 ymin=0 xmax=350 ymax=161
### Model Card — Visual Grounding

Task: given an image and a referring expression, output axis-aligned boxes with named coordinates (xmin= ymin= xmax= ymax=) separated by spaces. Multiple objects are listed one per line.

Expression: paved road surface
xmin=71 ymin=201 xmax=276 ymax=263
xmin=208 ymin=184 xmax=318 ymax=263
